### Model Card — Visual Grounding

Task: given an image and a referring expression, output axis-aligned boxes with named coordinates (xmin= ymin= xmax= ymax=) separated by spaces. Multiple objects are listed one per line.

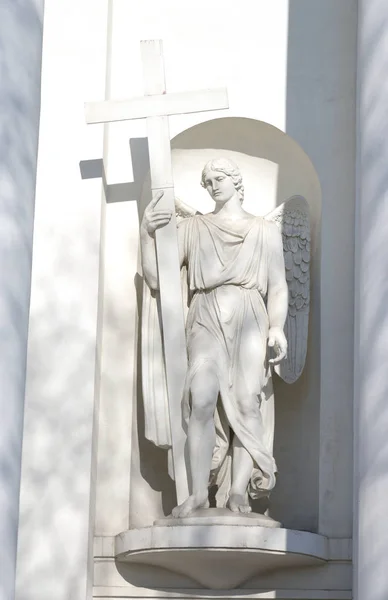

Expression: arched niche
xmin=169 ymin=117 xmax=321 ymax=531
xmin=131 ymin=117 xmax=321 ymax=532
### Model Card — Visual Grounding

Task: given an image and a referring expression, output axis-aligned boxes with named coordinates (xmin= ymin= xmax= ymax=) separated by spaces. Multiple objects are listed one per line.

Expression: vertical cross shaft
xmin=141 ymin=40 xmax=189 ymax=504
xmin=85 ymin=39 xmax=229 ymax=506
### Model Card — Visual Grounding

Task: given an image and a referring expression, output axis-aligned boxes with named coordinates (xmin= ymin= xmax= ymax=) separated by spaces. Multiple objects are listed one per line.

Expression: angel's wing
xmin=265 ymin=195 xmax=310 ymax=384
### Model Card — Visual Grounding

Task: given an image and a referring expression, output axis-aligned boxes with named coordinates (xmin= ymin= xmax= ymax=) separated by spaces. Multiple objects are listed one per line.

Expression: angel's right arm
xmin=140 ymin=225 xmax=158 ymax=290
xmin=140 ymin=216 xmax=188 ymax=291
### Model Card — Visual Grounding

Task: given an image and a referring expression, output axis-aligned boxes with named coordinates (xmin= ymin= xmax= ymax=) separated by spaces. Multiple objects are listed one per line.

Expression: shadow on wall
xmin=79 ymin=137 xmax=150 ymax=204
xmin=0 ymin=2 xmax=44 ymax=600
xmin=350 ymin=2 xmax=388 ymax=600
xmin=285 ymin=0 xmax=357 ymax=539
xmin=133 ymin=271 xmax=177 ymax=519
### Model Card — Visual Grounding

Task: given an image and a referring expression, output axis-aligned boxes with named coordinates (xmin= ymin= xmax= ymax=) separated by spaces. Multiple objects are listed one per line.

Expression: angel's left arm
xmin=266 ymin=222 xmax=288 ymax=331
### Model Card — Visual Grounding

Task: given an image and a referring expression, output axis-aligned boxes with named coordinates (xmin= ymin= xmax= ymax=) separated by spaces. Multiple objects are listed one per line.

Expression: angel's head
xmin=201 ymin=158 xmax=244 ymax=204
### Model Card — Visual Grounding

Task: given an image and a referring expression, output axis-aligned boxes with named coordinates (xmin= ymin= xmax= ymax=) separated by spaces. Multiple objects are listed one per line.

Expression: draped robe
xmin=178 ymin=214 xmax=278 ymax=499
xmin=142 ymin=213 xmax=282 ymax=502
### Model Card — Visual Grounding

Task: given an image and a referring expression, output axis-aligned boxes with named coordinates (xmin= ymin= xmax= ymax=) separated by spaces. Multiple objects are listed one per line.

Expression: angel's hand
xmin=142 ymin=191 xmax=172 ymax=235
xmin=268 ymin=327 xmax=288 ymax=365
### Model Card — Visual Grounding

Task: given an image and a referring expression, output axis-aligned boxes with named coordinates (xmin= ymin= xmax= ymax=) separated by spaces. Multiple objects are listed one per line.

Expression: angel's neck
xmin=212 ymin=197 xmax=246 ymax=219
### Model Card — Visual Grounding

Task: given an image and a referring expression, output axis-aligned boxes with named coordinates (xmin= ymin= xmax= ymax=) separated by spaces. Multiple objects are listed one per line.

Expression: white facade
xmin=0 ymin=0 xmax=384 ymax=598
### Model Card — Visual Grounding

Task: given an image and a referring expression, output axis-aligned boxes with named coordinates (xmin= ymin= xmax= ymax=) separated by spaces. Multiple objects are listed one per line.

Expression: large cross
xmin=85 ymin=40 xmax=228 ymax=505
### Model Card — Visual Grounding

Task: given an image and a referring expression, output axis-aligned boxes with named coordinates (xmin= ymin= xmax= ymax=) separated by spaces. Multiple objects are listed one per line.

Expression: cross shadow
xmin=80 ymin=134 xmax=175 ymax=521
xmin=79 ymin=137 xmax=150 ymax=204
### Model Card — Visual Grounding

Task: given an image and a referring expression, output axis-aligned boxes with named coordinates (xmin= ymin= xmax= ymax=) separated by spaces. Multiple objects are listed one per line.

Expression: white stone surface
xmin=15 ymin=1 xmax=109 ymax=599
xmin=102 ymin=0 xmax=290 ymax=186
xmin=13 ymin=1 xmax=359 ymax=598
xmin=93 ymin=590 xmax=351 ymax=600
xmin=85 ymin=88 xmax=228 ymax=124
xmin=95 ymin=533 xmax=353 ymax=560
xmin=94 ymin=200 xmax=136 ymax=536
xmin=101 ymin=2 xmax=294 ymax=541
xmin=116 ymin=524 xmax=327 ymax=589
xmin=284 ymin=1 xmax=357 ymax=538
xmin=354 ymin=1 xmax=388 ymax=599
xmin=98 ymin=0 xmax=357 ymax=585
xmin=88 ymin=39 xmax=230 ymax=505
xmin=0 ymin=2 xmax=44 ymax=599
xmin=94 ymin=555 xmax=352 ymax=597
xmin=137 ymin=135 xmax=321 ymax=528
xmin=139 ymin=40 xmax=218 ymax=505
xmin=154 ymin=507 xmax=281 ymax=527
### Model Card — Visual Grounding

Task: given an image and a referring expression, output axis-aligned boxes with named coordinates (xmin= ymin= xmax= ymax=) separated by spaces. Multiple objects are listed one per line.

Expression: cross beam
xmin=85 ymin=40 xmax=229 ymax=505
xmin=85 ymin=88 xmax=228 ymax=124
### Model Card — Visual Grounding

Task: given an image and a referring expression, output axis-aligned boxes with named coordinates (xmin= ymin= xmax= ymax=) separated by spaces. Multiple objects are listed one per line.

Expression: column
xmin=0 ymin=2 xmax=44 ymax=600
xmin=14 ymin=1 xmax=110 ymax=599
xmin=354 ymin=1 xmax=388 ymax=599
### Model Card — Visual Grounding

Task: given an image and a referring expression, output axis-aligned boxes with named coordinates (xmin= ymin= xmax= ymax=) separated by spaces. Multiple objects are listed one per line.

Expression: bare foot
xmin=172 ymin=492 xmax=209 ymax=518
xmin=227 ymin=493 xmax=252 ymax=514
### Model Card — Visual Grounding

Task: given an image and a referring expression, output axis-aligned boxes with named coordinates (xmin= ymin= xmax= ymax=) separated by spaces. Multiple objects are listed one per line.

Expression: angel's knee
xmin=190 ymin=368 xmax=219 ymax=422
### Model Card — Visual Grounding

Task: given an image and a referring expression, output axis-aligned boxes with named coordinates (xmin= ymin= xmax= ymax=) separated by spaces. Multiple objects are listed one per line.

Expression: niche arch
xmin=169 ymin=117 xmax=321 ymax=531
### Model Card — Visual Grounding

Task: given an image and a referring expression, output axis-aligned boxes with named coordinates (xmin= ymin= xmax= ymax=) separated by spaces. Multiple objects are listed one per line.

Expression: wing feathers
xmin=266 ymin=196 xmax=310 ymax=384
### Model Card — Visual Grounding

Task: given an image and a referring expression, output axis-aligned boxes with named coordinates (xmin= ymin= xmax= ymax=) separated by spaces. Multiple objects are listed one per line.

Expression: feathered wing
xmin=265 ymin=196 xmax=311 ymax=384
xmin=141 ymin=197 xmax=200 ymax=473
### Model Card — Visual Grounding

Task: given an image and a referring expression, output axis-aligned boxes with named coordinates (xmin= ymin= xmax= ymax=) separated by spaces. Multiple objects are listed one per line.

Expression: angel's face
xmin=203 ymin=169 xmax=237 ymax=203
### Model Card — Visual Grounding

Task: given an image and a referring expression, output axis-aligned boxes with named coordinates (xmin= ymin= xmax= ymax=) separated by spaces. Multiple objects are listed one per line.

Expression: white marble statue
xmin=141 ymin=157 xmax=310 ymax=518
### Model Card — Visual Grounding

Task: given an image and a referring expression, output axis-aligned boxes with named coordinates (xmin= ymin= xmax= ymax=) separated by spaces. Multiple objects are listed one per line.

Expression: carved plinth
xmin=115 ymin=511 xmax=327 ymax=589
xmin=154 ymin=507 xmax=282 ymax=528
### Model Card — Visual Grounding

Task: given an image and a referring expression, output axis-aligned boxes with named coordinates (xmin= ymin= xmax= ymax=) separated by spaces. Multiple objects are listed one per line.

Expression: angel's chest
xmin=195 ymin=227 xmax=260 ymax=264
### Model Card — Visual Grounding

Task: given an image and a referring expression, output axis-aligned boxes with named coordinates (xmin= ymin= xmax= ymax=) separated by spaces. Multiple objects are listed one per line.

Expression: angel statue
xmin=140 ymin=157 xmax=310 ymax=519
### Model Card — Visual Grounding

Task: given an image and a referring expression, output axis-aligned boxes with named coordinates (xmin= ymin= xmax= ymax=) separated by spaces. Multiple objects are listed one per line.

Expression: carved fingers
xmin=143 ymin=191 xmax=173 ymax=234
xmin=147 ymin=211 xmax=172 ymax=233
xmin=268 ymin=327 xmax=288 ymax=365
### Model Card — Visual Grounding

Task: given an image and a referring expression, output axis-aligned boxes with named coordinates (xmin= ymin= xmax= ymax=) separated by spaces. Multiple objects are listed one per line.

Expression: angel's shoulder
xmin=177 ymin=215 xmax=196 ymax=227
xmin=262 ymin=217 xmax=281 ymax=234
xmin=177 ymin=214 xmax=203 ymax=237
xmin=261 ymin=219 xmax=283 ymax=255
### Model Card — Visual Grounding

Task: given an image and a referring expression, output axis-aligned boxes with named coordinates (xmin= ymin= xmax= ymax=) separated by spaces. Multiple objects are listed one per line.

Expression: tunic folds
xmin=178 ymin=215 xmax=278 ymax=497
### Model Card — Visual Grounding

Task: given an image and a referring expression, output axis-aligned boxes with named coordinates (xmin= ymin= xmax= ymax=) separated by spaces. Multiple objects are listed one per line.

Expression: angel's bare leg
xmin=172 ymin=368 xmax=219 ymax=518
xmin=228 ymin=436 xmax=253 ymax=513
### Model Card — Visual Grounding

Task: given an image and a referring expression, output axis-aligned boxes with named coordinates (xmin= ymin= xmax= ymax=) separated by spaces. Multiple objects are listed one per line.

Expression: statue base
xmin=153 ymin=506 xmax=281 ymax=528
xmin=115 ymin=509 xmax=327 ymax=589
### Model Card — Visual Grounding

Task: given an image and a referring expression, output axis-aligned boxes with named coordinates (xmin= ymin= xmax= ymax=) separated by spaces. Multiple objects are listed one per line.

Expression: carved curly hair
xmin=200 ymin=157 xmax=244 ymax=203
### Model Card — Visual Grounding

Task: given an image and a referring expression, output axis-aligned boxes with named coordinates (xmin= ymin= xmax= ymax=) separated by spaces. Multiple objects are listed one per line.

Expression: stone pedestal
xmin=116 ymin=521 xmax=327 ymax=589
xmin=154 ymin=507 xmax=282 ymax=528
